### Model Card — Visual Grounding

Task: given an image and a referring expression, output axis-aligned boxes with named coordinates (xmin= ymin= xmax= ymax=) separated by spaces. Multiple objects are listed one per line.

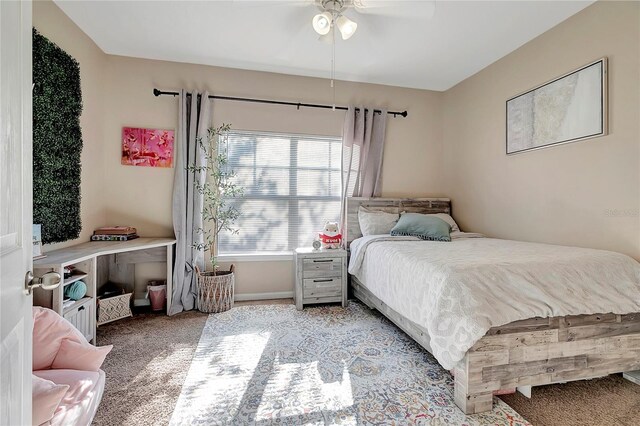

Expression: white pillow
xmin=400 ymin=212 xmax=461 ymax=232
xmin=358 ymin=206 xmax=399 ymax=236
xmin=430 ymin=213 xmax=460 ymax=232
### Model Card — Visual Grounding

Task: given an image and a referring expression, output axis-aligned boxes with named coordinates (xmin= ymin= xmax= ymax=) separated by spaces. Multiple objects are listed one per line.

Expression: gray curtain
xmin=340 ymin=106 xmax=388 ymax=226
xmin=169 ymin=90 xmax=211 ymax=315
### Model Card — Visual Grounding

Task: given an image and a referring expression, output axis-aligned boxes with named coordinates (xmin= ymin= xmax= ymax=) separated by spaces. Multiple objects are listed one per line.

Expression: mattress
xmin=348 ymin=234 xmax=640 ymax=370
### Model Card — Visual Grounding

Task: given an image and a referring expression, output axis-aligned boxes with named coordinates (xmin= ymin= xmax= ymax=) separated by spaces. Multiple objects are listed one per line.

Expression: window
xmin=218 ymin=130 xmax=342 ymax=255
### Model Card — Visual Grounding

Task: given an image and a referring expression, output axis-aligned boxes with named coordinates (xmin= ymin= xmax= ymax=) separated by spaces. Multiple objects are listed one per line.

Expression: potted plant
xmin=189 ymin=124 xmax=243 ymax=313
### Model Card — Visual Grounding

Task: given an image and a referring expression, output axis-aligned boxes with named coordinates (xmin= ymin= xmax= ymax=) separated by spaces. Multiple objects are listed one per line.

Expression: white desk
xmin=34 ymin=238 xmax=176 ymax=343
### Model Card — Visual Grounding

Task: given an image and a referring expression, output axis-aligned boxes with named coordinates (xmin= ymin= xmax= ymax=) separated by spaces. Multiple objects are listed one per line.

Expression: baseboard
xmin=134 ymin=298 xmax=150 ymax=307
xmin=234 ymin=291 xmax=293 ymax=302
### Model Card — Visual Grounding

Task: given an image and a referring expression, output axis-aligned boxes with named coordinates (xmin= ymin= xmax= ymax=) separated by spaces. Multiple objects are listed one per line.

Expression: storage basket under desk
xmin=97 ymin=293 xmax=132 ymax=326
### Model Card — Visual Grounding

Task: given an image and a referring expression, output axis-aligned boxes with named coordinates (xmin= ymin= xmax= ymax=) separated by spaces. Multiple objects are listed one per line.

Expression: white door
xmin=1 ymin=0 xmax=33 ymax=424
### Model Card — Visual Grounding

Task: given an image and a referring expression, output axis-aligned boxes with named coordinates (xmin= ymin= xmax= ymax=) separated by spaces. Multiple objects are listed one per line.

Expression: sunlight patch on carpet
xmin=172 ymin=331 xmax=270 ymax=422
xmin=255 ymin=360 xmax=354 ymax=422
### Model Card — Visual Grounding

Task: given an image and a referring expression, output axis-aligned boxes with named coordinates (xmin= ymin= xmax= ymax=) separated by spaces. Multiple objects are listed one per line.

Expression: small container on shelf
xmin=63 ymin=265 xmax=76 ymax=279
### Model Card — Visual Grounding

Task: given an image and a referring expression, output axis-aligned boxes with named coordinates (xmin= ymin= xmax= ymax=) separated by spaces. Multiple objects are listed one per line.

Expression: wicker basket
xmin=196 ymin=265 xmax=235 ymax=313
xmin=97 ymin=292 xmax=132 ymax=326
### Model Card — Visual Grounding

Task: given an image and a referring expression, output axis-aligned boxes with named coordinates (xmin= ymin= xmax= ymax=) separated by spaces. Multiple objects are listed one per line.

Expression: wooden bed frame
xmin=346 ymin=197 xmax=640 ymax=414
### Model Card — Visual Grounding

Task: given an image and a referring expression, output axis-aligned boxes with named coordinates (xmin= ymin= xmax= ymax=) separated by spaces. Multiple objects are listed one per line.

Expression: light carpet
xmin=94 ymin=311 xmax=208 ymax=426
xmin=169 ymin=303 xmax=529 ymax=425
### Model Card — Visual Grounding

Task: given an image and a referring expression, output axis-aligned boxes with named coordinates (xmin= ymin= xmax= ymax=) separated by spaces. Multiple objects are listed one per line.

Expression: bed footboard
xmin=453 ymin=313 xmax=640 ymax=414
xmin=350 ymin=278 xmax=640 ymax=415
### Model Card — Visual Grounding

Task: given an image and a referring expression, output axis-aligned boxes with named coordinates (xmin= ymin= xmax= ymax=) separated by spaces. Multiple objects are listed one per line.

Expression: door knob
xmin=24 ymin=271 xmax=61 ymax=295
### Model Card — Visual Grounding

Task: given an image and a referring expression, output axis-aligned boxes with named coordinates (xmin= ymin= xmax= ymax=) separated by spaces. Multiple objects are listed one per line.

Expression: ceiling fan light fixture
xmin=336 ymin=15 xmax=357 ymax=40
xmin=312 ymin=12 xmax=333 ymax=36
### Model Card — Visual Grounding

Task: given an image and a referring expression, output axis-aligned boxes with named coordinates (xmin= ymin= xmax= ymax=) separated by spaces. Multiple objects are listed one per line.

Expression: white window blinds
xmin=218 ymin=131 xmax=342 ymax=254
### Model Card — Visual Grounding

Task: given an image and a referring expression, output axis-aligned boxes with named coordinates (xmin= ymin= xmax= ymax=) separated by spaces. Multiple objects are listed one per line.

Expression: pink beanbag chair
xmin=52 ymin=339 xmax=112 ymax=372
xmin=32 ymin=374 xmax=69 ymax=425
xmin=34 ymin=369 xmax=106 ymax=426
xmin=32 ymin=307 xmax=87 ymax=371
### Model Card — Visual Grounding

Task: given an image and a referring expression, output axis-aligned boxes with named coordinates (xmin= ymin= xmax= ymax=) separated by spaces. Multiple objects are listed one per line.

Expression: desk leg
xmin=166 ymin=245 xmax=173 ymax=316
xmin=91 ymin=256 xmax=97 ymax=344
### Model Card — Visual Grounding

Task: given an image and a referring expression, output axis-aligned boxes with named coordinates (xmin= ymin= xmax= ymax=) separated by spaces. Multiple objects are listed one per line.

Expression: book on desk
xmin=92 ymin=226 xmax=139 ymax=241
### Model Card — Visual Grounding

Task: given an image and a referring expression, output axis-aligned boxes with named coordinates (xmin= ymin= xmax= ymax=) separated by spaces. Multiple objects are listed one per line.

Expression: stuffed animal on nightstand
xmin=319 ymin=221 xmax=342 ymax=249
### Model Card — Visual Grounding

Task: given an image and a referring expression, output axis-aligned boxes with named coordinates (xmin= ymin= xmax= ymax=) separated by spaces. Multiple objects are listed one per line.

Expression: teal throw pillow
xmin=390 ymin=213 xmax=451 ymax=242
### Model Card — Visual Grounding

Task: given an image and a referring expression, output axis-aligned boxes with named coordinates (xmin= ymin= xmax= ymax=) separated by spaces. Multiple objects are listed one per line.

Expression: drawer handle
xmin=78 ymin=306 xmax=85 ymax=312
xmin=313 ymin=279 xmax=334 ymax=283
xmin=313 ymin=259 xmax=333 ymax=263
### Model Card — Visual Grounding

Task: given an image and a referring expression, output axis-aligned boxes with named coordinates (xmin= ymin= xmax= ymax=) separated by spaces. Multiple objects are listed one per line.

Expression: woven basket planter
xmin=196 ymin=264 xmax=235 ymax=313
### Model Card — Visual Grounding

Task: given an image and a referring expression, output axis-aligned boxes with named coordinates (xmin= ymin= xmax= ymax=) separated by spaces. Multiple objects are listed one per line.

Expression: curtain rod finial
xmin=153 ymin=88 xmax=161 ymax=97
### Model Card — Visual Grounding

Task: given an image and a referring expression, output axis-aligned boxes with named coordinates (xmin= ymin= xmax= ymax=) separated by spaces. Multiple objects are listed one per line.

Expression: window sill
xmin=217 ymin=252 xmax=294 ymax=262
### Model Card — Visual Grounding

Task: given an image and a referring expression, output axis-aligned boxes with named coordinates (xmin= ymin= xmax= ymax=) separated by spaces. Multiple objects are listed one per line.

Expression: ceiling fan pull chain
xmin=331 ymin=13 xmax=336 ymax=111
xmin=312 ymin=0 xmax=358 ymax=111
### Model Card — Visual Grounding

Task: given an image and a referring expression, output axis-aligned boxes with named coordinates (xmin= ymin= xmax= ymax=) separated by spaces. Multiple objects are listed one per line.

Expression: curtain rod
xmin=152 ymin=88 xmax=408 ymax=118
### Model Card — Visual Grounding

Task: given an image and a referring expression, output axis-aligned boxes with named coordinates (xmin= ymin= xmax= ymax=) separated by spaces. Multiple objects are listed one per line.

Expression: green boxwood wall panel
xmin=33 ymin=28 xmax=83 ymax=244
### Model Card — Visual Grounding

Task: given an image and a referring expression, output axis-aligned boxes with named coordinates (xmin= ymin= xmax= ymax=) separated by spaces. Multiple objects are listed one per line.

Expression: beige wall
xmin=102 ymin=56 xmax=443 ymax=235
xmin=442 ymin=0 xmax=640 ymax=260
xmin=35 ymin=0 xmax=640 ymax=300
xmin=101 ymin=55 xmax=444 ymax=296
xmin=33 ymin=0 xmax=107 ymax=251
xmin=34 ymin=0 xmax=443 ymax=298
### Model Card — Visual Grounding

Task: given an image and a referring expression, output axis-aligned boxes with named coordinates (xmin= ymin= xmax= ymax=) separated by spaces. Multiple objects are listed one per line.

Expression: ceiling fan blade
xmin=272 ymin=6 xmax=319 ymax=61
xmin=230 ymin=0 xmax=315 ymax=8
xmin=353 ymin=0 xmax=436 ymax=19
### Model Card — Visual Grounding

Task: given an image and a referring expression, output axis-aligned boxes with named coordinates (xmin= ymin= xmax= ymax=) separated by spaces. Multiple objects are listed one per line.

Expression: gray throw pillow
xmin=390 ymin=213 xmax=451 ymax=241
xmin=358 ymin=206 xmax=399 ymax=236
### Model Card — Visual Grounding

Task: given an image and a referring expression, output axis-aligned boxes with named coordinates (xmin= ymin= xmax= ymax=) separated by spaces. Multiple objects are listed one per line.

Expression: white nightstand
xmin=294 ymin=247 xmax=348 ymax=310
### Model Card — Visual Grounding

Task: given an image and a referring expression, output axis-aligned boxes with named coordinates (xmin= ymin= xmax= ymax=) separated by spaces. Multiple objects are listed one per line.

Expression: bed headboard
xmin=345 ymin=197 xmax=451 ymax=248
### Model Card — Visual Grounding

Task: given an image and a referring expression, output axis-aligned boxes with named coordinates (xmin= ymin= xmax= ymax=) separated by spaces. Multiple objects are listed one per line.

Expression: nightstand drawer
xmin=302 ymin=258 xmax=342 ymax=278
xmin=303 ymin=277 xmax=342 ymax=298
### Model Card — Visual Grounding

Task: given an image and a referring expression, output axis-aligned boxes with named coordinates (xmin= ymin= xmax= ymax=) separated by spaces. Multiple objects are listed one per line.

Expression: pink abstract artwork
xmin=121 ymin=127 xmax=174 ymax=168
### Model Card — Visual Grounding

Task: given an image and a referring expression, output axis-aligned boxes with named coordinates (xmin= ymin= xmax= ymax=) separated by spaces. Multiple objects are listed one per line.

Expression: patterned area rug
xmin=170 ymin=303 xmax=529 ymax=425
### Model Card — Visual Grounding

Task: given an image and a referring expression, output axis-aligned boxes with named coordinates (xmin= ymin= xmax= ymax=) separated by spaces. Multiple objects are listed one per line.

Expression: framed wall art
xmin=122 ymin=127 xmax=175 ymax=167
xmin=506 ymin=58 xmax=607 ymax=155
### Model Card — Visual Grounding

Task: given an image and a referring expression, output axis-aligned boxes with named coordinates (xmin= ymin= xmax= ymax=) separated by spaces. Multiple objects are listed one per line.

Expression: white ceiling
xmin=53 ymin=0 xmax=594 ymax=91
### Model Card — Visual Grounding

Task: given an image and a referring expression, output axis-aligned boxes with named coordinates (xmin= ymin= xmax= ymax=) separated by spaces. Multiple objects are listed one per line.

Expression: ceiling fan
xmin=310 ymin=0 xmax=436 ymax=40
xmin=230 ymin=0 xmax=436 ymax=108
xmin=312 ymin=1 xmax=358 ymax=40
xmin=232 ymin=1 xmax=436 ymax=41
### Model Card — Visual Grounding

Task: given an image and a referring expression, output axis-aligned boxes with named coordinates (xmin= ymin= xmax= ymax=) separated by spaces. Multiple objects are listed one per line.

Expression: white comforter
xmin=348 ymin=234 xmax=640 ymax=370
